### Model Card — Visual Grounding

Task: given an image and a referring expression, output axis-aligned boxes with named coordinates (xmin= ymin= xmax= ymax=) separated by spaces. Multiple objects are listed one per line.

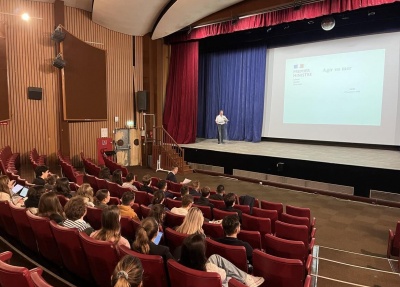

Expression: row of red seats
xmin=102 ymin=152 xmax=128 ymax=177
xmin=0 ymin=251 xmax=52 ymax=287
xmin=387 ymin=221 xmax=400 ymax=269
xmin=81 ymin=152 xmax=101 ymax=177
xmin=57 ymin=151 xmax=84 ymax=185
xmin=0 ymin=145 xmax=20 ymax=175
xmin=29 ymin=148 xmax=47 ymax=171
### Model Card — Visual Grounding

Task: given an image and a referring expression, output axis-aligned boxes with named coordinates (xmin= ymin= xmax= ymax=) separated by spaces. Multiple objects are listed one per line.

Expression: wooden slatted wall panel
xmin=64 ymin=7 xmax=142 ymax=166
xmin=0 ymin=0 xmax=59 ymax=164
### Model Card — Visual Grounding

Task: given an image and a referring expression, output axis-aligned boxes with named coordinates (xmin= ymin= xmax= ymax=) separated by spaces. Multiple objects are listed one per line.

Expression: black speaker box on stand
xmin=28 ymin=87 xmax=43 ymax=100
xmin=136 ymin=91 xmax=148 ymax=112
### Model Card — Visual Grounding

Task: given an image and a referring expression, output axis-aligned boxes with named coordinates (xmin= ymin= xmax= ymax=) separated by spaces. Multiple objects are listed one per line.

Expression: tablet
xmin=11 ymin=184 xmax=24 ymax=194
xmin=19 ymin=187 xmax=29 ymax=198
xmin=154 ymin=231 xmax=163 ymax=245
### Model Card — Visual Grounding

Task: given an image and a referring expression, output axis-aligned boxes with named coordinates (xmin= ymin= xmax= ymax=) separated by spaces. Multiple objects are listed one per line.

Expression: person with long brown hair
xmin=111 ymin=255 xmax=143 ymax=287
xmin=93 ymin=189 xmax=110 ymax=209
xmin=132 ymin=217 xmax=174 ymax=260
xmin=53 ymin=177 xmax=72 ymax=198
xmin=111 ymin=169 xmax=123 ymax=185
xmin=37 ymin=191 xmax=65 ymax=223
xmin=24 ymin=185 xmax=46 ymax=215
xmin=148 ymin=204 xmax=166 ymax=232
xmin=175 ymin=207 xmax=204 ymax=235
xmin=90 ymin=205 xmax=130 ymax=249
xmin=75 ymin=183 xmax=94 ymax=207
xmin=0 ymin=175 xmax=14 ymax=201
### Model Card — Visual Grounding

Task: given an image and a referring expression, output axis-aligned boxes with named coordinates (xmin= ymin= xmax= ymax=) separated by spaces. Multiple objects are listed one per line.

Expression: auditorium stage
xmin=180 ymin=139 xmax=400 ymax=197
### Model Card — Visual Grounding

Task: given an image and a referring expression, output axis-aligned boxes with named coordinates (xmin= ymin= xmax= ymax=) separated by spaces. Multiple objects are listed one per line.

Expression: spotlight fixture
xmin=283 ymin=25 xmax=290 ymax=30
xmin=368 ymin=11 xmax=375 ymax=16
xmin=52 ymin=53 xmax=65 ymax=69
xmin=321 ymin=16 xmax=335 ymax=31
xmin=266 ymin=27 xmax=272 ymax=32
xmin=51 ymin=25 xmax=65 ymax=42
xmin=21 ymin=13 xmax=30 ymax=21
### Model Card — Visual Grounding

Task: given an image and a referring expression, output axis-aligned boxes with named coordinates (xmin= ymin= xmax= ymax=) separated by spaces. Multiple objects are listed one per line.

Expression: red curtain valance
xmin=166 ymin=0 xmax=397 ymax=43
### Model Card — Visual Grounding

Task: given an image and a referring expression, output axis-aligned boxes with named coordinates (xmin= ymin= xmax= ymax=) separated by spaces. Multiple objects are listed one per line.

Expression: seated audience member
xmin=196 ymin=187 xmax=214 ymax=209
xmin=32 ymin=165 xmax=50 ymax=185
xmin=217 ymin=215 xmax=253 ymax=264
xmin=118 ymin=191 xmax=139 ymax=221
xmin=111 ymin=255 xmax=143 ymax=287
xmin=112 ymin=169 xmax=123 ymax=185
xmin=76 ymin=183 xmax=95 ymax=207
xmin=139 ymin=174 xmax=153 ymax=193
xmin=24 ymin=185 xmax=46 ymax=215
xmin=180 ymin=234 xmax=264 ymax=287
xmin=166 ymin=166 xmax=181 ymax=183
xmin=223 ymin=193 xmax=242 ymax=220
xmin=171 ymin=194 xmax=194 ymax=216
xmin=90 ymin=205 xmax=130 ymax=249
xmin=176 ymin=207 xmax=205 ymax=235
xmin=157 ymin=180 xmax=174 ymax=199
xmin=132 ymin=217 xmax=174 ymax=260
xmin=149 ymin=204 xmax=166 ymax=232
xmin=62 ymin=196 xmax=94 ymax=235
xmin=177 ymin=185 xmax=189 ymax=200
xmin=122 ymin=172 xmax=138 ymax=191
xmin=209 ymin=184 xmax=225 ymax=201
xmin=93 ymin=189 xmax=110 ymax=210
xmin=148 ymin=190 xmax=169 ymax=211
xmin=98 ymin=166 xmax=111 ymax=181
xmin=0 ymin=175 xmax=14 ymax=201
xmin=189 ymin=180 xmax=201 ymax=196
xmin=44 ymin=174 xmax=59 ymax=190
xmin=53 ymin=177 xmax=73 ymax=198
xmin=37 ymin=191 xmax=65 ymax=223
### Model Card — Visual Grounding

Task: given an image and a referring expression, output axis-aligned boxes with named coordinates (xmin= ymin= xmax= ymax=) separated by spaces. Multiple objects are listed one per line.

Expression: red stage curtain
xmin=166 ymin=0 xmax=395 ymax=43
xmin=163 ymin=41 xmax=199 ymax=144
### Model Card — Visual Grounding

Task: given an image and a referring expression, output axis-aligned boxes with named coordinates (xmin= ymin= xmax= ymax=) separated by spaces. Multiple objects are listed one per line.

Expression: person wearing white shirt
xmin=215 ymin=110 xmax=229 ymax=144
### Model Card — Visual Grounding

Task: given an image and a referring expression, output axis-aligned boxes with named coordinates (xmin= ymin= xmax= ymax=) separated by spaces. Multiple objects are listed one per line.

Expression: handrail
xmin=153 ymin=126 xmax=185 ymax=172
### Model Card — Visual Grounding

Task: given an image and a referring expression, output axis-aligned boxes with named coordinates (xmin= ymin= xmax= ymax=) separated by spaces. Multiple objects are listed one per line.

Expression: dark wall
xmin=0 ymin=23 xmax=9 ymax=122
xmin=61 ymin=31 xmax=107 ymax=121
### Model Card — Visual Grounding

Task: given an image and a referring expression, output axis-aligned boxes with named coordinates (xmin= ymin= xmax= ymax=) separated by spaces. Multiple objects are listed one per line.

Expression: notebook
xmin=11 ymin=184 xmax=24 ymax=195
xmin=19 ymin=187 xmax=29 ymax=198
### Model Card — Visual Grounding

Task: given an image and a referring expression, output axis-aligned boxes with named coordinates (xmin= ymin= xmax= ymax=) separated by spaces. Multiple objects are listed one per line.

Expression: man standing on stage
xmin=215 ymin=110 xmax=229 ymax=144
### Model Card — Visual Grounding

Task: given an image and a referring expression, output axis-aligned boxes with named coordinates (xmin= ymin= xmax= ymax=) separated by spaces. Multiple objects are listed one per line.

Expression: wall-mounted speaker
xmin=136 ymin=91 xmax=148 ymax=112
xmin=28 ymin=87 xmax=43 ymax=100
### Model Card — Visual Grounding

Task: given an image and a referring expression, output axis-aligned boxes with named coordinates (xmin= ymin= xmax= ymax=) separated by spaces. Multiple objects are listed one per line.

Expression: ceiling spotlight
xmin=266 ymin=27 xmax=272 ymax=32
xmin=21 ymin=13 xmax=30 ymax=21
xmin=52 ymin=53 xmax=66 ymax=69
xmin=284 ymin=25 xmax=290 ymax=30
xmin=51 ymin=25 xmax=65 ymax=42
xmin=321 ymin=16 xmax=335 ymax=31
xmin=368 ymin=11 xmax=375 ymax=16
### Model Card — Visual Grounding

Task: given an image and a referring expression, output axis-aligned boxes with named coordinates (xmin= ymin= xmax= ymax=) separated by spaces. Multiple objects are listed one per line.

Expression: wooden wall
xmin=0 ymin=0 xmax=59 ymax=164
xmin=0 ymin=0 xmax=144 ymax=166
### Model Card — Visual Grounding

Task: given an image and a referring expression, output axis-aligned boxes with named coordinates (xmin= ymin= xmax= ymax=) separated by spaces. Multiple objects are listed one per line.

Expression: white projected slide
xmin=262 ymin=32 xmax=400 ymax=145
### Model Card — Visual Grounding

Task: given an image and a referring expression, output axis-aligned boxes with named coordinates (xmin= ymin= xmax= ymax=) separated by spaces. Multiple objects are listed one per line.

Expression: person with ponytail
xmin=111 ymin=255 xmax=143 ymax=287
xmin=132 ymin=217 xmax=175 ymax=260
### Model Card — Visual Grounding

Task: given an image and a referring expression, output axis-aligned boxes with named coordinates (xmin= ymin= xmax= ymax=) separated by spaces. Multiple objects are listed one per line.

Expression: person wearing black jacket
xmin=209 ymin=184 xmax=225 ymax=201
xmin=222 ymin=193 xmax=242 ymax=221
xmin=139 ymin=174 xmax=154 ymax=193
xmin=196 ymin=187 xmax=214 ymax=209
xmin=166 ymin=166 xmax=179 ymax=183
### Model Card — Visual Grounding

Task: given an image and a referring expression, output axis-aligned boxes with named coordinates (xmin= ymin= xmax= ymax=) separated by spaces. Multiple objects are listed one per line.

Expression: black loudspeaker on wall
xmin=28 ymin=87 xmax=43 ymax=100
xmin=136 ymin=91 xmax=148 ymax=112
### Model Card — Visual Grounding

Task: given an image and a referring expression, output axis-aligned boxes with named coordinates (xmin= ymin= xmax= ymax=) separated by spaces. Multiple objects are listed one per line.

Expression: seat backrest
xmin=394 ymin=221 xmax=400 ymax=248
xmin=151 ymin=177 xmax=160 ymax=187
xmin=281 ymin=213 xmax=310 ymax=230
xmin=140 ymin=205 xmax=151 ymax=219
xmin=205 ymin=238 xmax=248 ymax=272
xmin=116 ymin=185 xmax=131 ymax=198
xmin=85 ymin=175 xmax=98 ymax=191
xmin=50 ymin=221 xmax=91 ymax=280
xmin=165 ymin=198 xmax=182 ymax=210
xmin=85 ymin=206 xmax=103 ymax=230
xmin=135 ymin=190 xmax=150 ymax=206
xmin=95 ymin=178 xmax=108 ymax=190
xmin=253 ymin=250 xmax=305 ymax=287
xmin=9 ymin=204 xmax=37 ymax=252
xmin=119 ymin=246 xmax=168 ymax=287
xmin=241 ymin=213 xmax=271 ymax=235
xmin=260 ymin=200 xmax=283 ymax=219
xmin=0 ymin=253 xmax=36 ymax=287
xmin=0 ymin=200 xmax=19 ymax=239
xmin=202 ymin=221 xmax=224 ymax=239
xmin=209 ymin=199 xmax=226 ymax=209
xmin=167 ymin=259 xmax=222 ymax=287
xmin=252 ymin=207 xmax=278 ymax=233
xmin=56 ymin=195 xmax=69 ymax=208
xmin=120 ymin=217 xmax=139 ymax=242
xmin=234 ymin=204 xmax=251 ymax=215
xmin=275 ymin=221 xmax=309 ymax=250
xmin=164 ymin=227 xmax=189 ymax=253
xmin=237 ymin=230 xmax=262 ymax=250
xmin=106 ymin=181 xmax=120 ymax=197
xmin=264 ymin=234 xmax=307 ymax=264
xmin=26 ymin=212 xmax=63 ymax=266
xmin=79 ymin=232 xmax=120 ymax=287
xmin=30 ymin=270 xmax=52 ymax=287
xmin=213 ymin=208 xmax=237 ymax=220
xmin=108 ymin=196 xmax=121 ymax=206
xmin=286 ymin=205 xmax=311 ymax=221
xmin=165 ymin=211 xmax=185 ymax=229
xmin=193 ymin=204 xmax=212 ymax=220
xmin=229 ymin=278 xmax=247 ymax=287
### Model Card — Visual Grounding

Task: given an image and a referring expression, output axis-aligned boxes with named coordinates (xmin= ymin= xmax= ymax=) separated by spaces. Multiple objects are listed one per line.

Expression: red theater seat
xmin=213 ymin=208 xmax=238 ymax=220
xmin=120 ymin=217 xmax=140 ymax=242
xmin=193 ymin=204 xmax=212 ymax=220
xmin=9 ymin=204 xmax=37 ymax=253
xmin=237 ymin=230 xmax=262 ymax=250
xmin=286 ymin=205 xmax=316 ymax=228
xmin=252 ymin=207 xmax=278 ymax=233
xmin=229 ymin=278 xmax=247 ymax=287
xmin=30 ymin=270 xmax=53 ymax=287
xmin=275 ymin=221 xmax=315 ymax=253
xmin=140 ymin=205 xmax=151 ymax=219
xmin=167 ymin=259 xmax=222 ymax=287
xmin=85 ymin=206 xmax=102 ymax=230
xmin=202 ymin=221 xmax=224 ymax=239
xmin=205 ymin=238 xmax=248 ymax=272
xmin=281 ymin=213 xmax=316 ymax=238
xmin=209 ymin=199 xmax=226 ymax=209
xmin=387 ymin=221 xmax=400 ymax=258
xmin=260 ymin=200 xmax=283 ymax=220
xmin=165 ymin=211 xmax=185 ymax=229
xmin=165 ymin=227 xmax=189 ymax=254
xmin=0 ymin=200 xmax=19 ymax=239
xmin=120 ymin=246 xmax=169 ymax=287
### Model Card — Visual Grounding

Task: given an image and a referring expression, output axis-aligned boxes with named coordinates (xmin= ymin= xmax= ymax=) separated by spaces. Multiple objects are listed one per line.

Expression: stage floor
xmin=180 ymin=138 xmax=400 ymax=171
